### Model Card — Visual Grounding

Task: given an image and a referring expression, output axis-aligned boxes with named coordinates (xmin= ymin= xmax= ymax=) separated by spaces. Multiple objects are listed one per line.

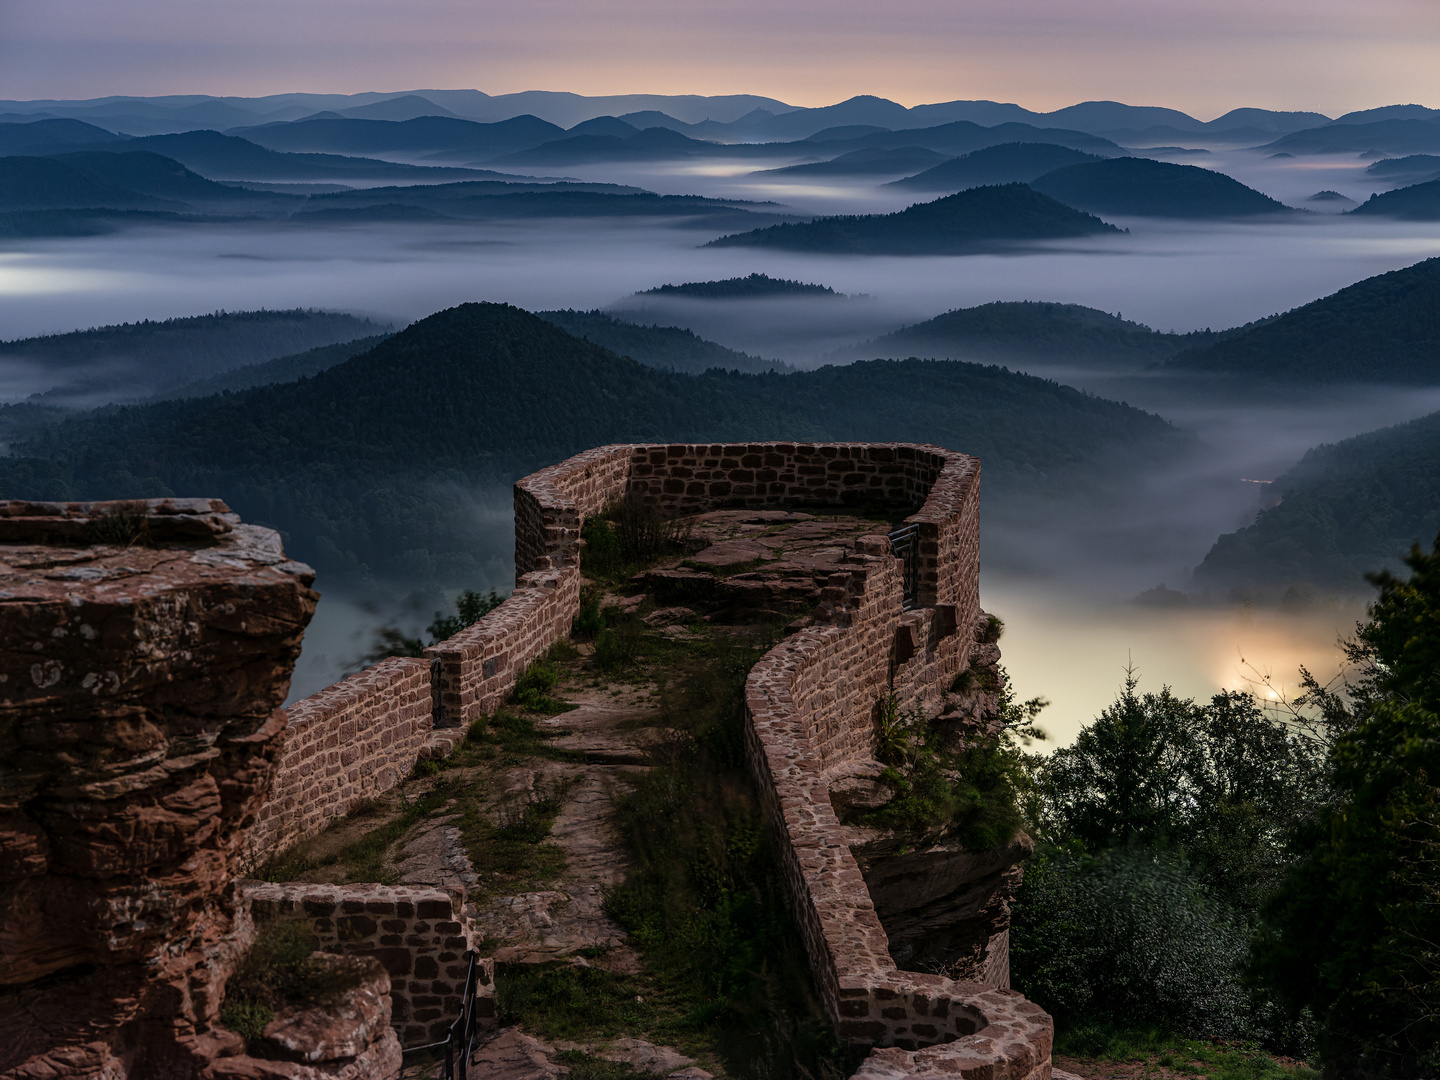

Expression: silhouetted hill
xmin=638 ymin=274 xmax=837 ymax=298
xmin=157 ymin=336 xmax=394 ymax=399
xmin=1349 ymin=177 xmax=1440 ymax=220
xmin=1261 ymin=119 xmax=1440 ymax=157
xmin=492 ymin=126 xmax=718 ymax=165
xmin=1166 ymin=257 xmax=1440 ymax=382
xmin=887 ymin=143 xmax=1104 ymax=191
xmin=1030 ymin=157 xmax=1292 ymax=217
xmin=235 ymin=114 xmax=566 ymax=159
xmin=807 ymin=121 xmax=1125 ymax=159
xmin=0 ymin=302 xmax=1180 ymax=585
xmin=836 ymin=300 xmax=1208 ymax=367
xmin=1195 ymin=411 xmax=1440 ymax=589
xmin=535 ymin=310 xmax=789 ymax=374
xmin=0 ymin=309 xmax=389 ymax=405
xmin=753 ymin=146 xmax=947 ymax=178
xmin=49 ymin=151 xmax=257 ymax=204
xmin=98 ymin=130 xmax=513 ymax=183
xmin=1366 ymin=154 xmax=1440 ymax=182
xmin=289 ymin=182 xmax=774 ymax=227
xmin=0 ymin=118 xmax=125 ymax=155
xmin=707 ymin=183 xmax=1118 ymax=254
xmin=0 ymin=155 xmax=163 ymax=211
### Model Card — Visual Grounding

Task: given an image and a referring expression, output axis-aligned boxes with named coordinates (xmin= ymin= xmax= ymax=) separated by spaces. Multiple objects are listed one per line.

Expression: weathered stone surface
xmin=258 ymin=954 xmax=392 ymax=1064
xmin=0 ymin=499 xmax=317 ymax=1079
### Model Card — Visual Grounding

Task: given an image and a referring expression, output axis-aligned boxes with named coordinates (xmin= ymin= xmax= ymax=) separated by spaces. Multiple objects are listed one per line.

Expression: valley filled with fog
xmin=5 ymin=100 xmax=1440 ymax=740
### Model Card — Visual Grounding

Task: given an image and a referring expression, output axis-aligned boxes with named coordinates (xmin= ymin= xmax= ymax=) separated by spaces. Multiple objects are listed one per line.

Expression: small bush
xmin=593 ymin=626 xmax=638 ymax=672
xmin=513 ymin=659 xmax=570 ymax=713
xmin=87 ymin=501 xmax=152 ymax=548
xmin=978 ymin=614 xmax=1005 ymax=644
xmin=573 ymin=594 xmax=604 ymax=638
xmin=221 ymin=921 xmax=365 ymax=1046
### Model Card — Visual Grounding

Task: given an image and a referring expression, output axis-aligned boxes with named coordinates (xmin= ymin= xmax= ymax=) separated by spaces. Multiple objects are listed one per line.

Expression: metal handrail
xmin=887 ymin=523 xmax=921 ymax=611
xmin=399 ymin=949 xmax=484 ymax=1079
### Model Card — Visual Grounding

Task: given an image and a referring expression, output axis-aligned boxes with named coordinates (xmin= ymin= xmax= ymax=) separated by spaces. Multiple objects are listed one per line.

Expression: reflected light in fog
xmin=983 ymin=575 xmax=1366 ymax=749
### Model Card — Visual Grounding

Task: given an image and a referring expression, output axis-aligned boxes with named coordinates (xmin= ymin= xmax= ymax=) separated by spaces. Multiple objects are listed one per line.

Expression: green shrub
xmin=1012 ymin=846 xmax=1260 ymax=1039
xmin=512 ymin=659 xmax=570 ymax=713
xmin=593 ymin=626 xmax=638 ymax=672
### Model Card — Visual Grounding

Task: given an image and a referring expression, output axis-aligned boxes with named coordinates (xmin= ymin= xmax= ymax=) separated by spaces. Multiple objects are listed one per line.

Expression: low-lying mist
xmin=5 ymin=151 xmax=1437 ymax=742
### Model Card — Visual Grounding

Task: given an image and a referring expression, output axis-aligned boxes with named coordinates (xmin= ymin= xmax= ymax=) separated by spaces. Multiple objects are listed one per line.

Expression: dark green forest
xmin=707 ymin=183 xmax=1119 ymax=254
xmin=0 ymin=302 xmax=1180 ymax=588
xmin=1168 ymin=257 xmax=1440 ymax=382
xmin=1196 ymin=410 xmax=1440 ymax=590
xmin=1016 ymin=543 xmax=1440 ymax=1078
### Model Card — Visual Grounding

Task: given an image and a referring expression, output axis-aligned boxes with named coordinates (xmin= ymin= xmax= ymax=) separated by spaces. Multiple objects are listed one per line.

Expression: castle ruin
xmin=0 ymin=443 xmax=1053 ymax=1080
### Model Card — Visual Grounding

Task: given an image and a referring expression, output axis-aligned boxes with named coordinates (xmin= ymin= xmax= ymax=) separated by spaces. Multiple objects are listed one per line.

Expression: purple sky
xmin=3 ymin=0 xmax=1438 ymax=116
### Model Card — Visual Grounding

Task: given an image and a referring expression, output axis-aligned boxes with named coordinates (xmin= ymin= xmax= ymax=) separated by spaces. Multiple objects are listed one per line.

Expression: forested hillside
xmin=1166 ymin=257 xmax=1440 ymax=382
xmin=0 ymin=302 xmax=1181 ymax=587
xmin=0 ymin=308 xmax=389 ymax=404
xmin=1195 ymin=410 xmax=1440 ymax=589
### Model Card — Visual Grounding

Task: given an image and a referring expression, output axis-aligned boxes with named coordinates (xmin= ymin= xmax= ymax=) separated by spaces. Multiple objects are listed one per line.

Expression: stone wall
xmin=237 ymin=657 xmax=434 ymax=875
xmin=741 ymin=472 xmax=1054 ymax=1077
xmin=242 ymin=882 xmax=496 ymax=1047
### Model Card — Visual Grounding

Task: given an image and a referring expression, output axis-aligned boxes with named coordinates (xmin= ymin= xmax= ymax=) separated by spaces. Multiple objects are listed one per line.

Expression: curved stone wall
xmin=236 ymin=441 xmax=1050 ymax=1078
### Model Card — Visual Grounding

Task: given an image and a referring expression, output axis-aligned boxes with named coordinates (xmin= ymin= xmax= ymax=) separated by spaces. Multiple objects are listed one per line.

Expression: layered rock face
xmin=0 ymin=499 xmax=317 ymax=1079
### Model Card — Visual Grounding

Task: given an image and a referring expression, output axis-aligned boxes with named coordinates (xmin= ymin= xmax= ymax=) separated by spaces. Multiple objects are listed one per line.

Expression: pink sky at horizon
xmin=2 ymin=0 xmax=1439 ymax=118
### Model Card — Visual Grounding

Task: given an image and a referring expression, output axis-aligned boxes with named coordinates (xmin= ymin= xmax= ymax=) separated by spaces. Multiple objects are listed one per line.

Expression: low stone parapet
xmin=241 ymin=882 xmax=496 ymax=1048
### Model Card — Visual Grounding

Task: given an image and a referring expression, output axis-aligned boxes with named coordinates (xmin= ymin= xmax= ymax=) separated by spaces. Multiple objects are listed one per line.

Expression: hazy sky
xmin=3 ymin=0 xmax=1438 ymax=117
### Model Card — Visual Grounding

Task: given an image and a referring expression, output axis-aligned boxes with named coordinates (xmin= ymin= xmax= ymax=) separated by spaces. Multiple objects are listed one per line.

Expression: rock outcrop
xmin=0 ymin=499 xmax=317 ymax=1079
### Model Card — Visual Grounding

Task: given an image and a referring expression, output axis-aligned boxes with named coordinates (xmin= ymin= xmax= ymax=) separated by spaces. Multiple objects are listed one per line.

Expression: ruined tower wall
xmin=740 ymin=460 xmax=1054 ymax=1079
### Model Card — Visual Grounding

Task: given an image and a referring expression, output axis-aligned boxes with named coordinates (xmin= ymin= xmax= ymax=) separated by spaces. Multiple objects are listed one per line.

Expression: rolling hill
xmin=835 ymin=301 xmax=1201 ymax=366
xmin=234 ymin=114 xmax=567 ymax=159
xmin=534 ymin=311 xmax=789 ymax=374
xmin=706 ymin=183 xmax=1119 ymax=254
xmin=0 ymin=309 xmax=389 ymax=405
xmin=0 ymin=302 xmax=1180 ymax=586
xmin=888 ymin=143 xmax=1105 ymax=191
xmin=1029 ymin=157 xmax=1292 ymax=218
xmin=637 ymin=274 xmax=838 ymax=298
xmin=1260 ymin=118 xmax=1440 ymax=157
xmin=1195 ymin=411 xmax=1440 ymax=589
xmin=1349 ymin=177 xmax=1440 ymax=220
xmin=1165 ymin=257 xmax=1440 ymax=382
